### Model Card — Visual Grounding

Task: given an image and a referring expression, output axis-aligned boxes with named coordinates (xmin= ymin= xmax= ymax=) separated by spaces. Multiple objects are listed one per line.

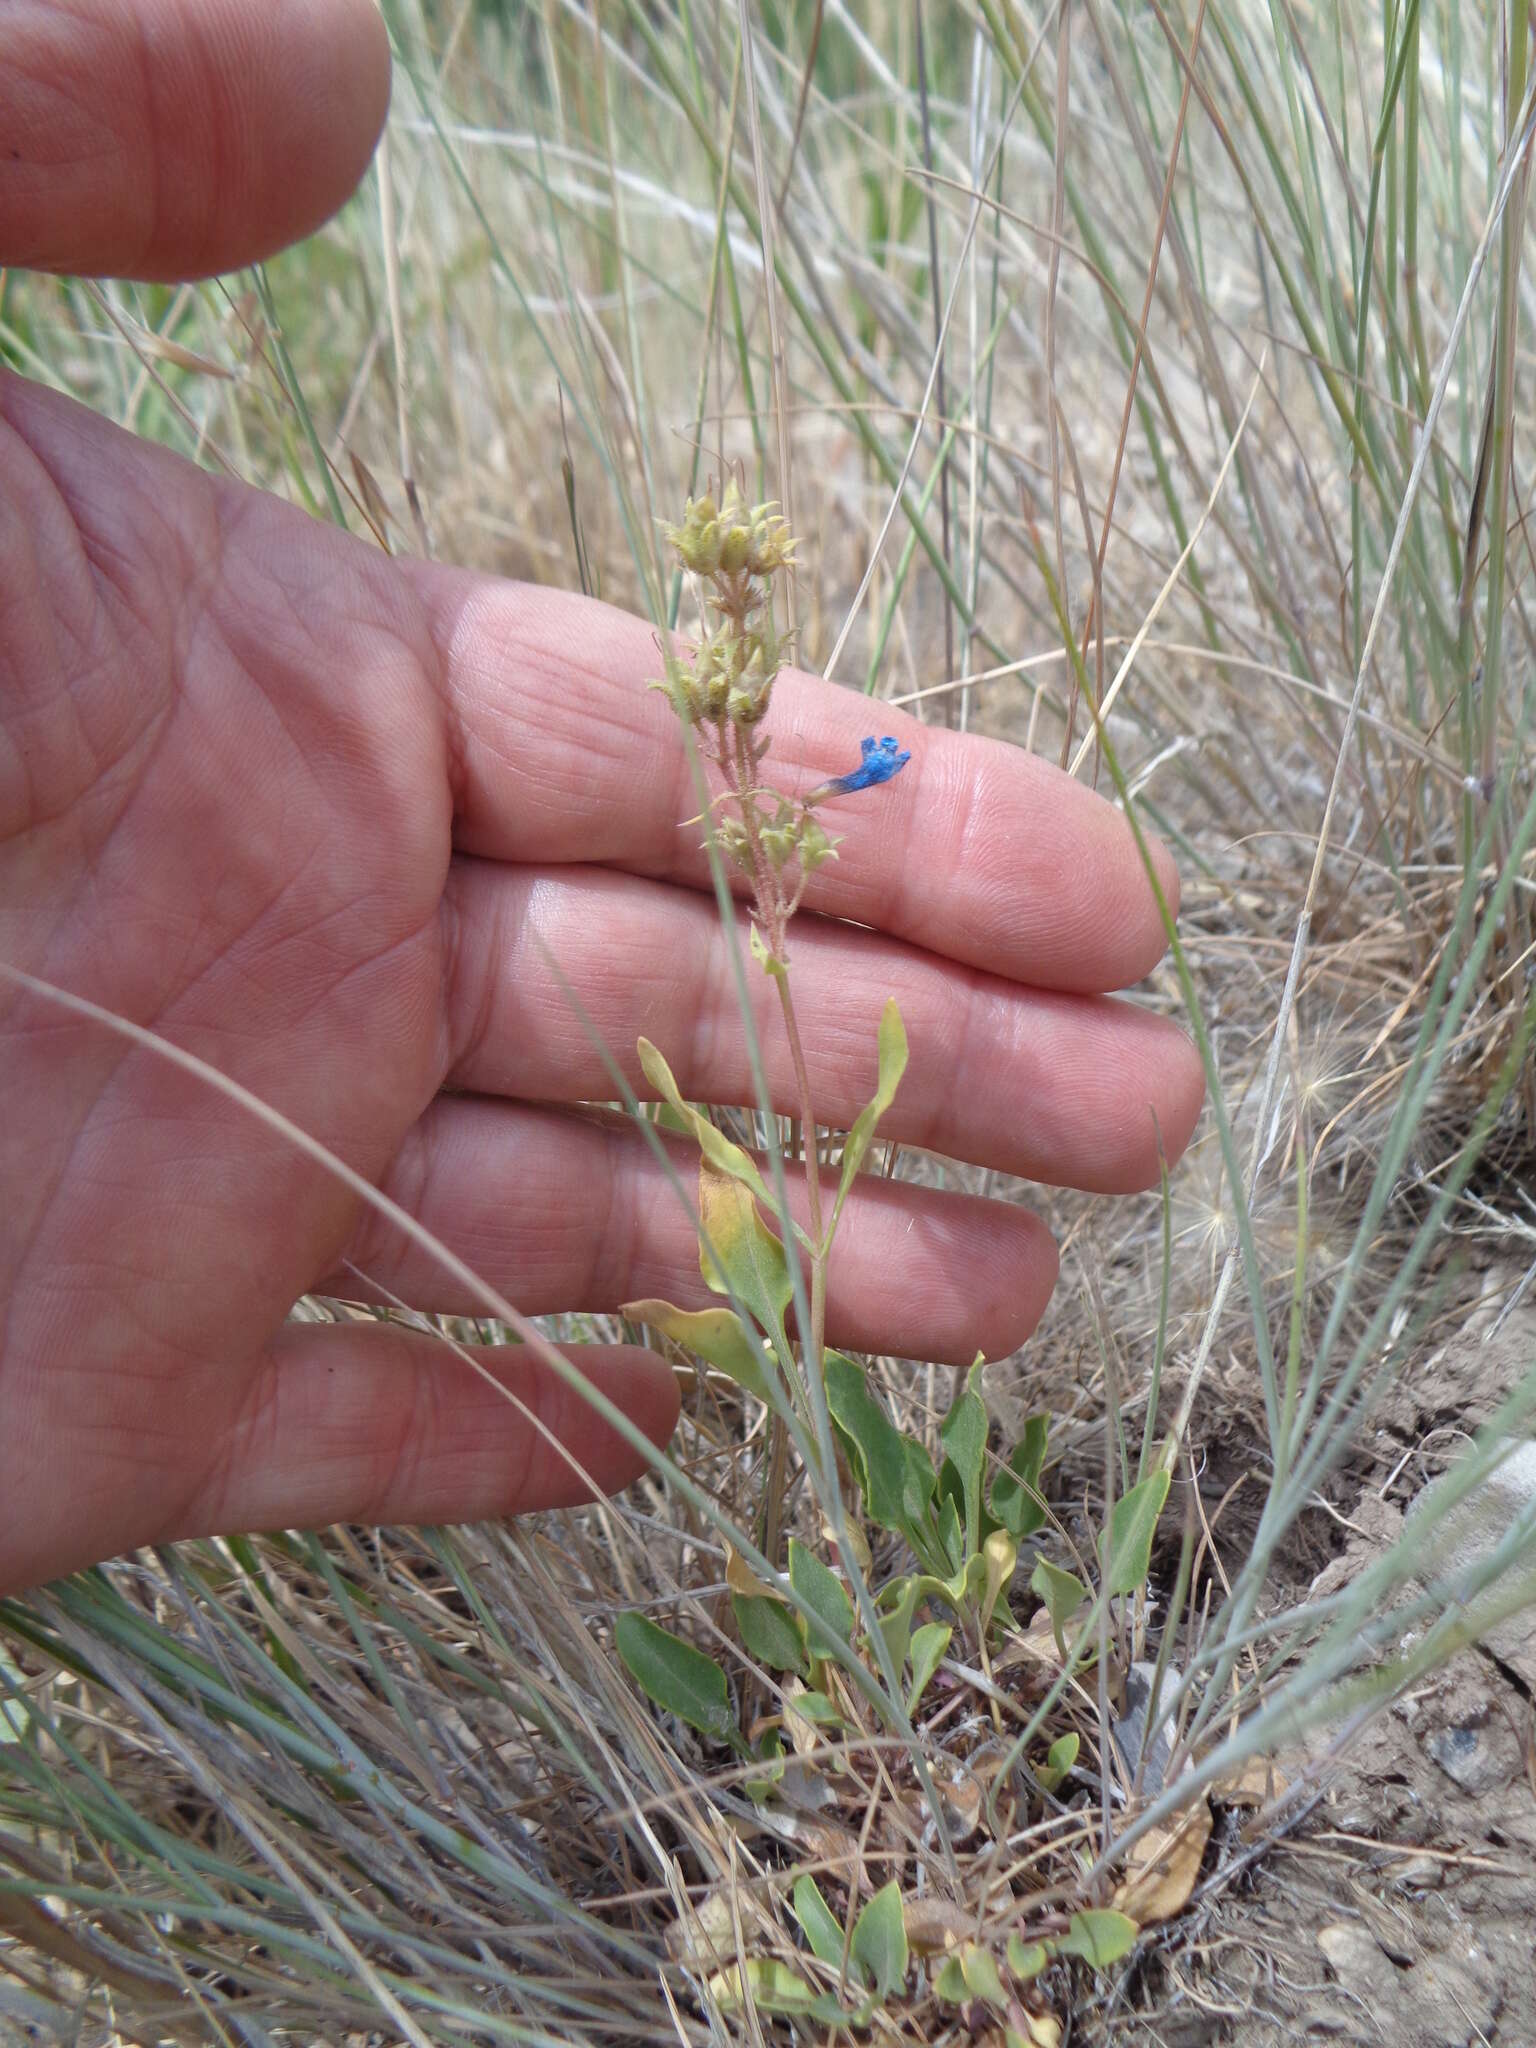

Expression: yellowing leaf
xmin=706 ymin=1958 xmax=846 ymax=2022
xmin=697 ymin=1167 xmax=793 ymax=1352
xmin=621 ymin=1298 xmax=775 ymax=1402
xmin=979 ymin=1528 xmax=1018 ymax=1633
xmin=637 ymin=1037 xmax=775 ymax=1208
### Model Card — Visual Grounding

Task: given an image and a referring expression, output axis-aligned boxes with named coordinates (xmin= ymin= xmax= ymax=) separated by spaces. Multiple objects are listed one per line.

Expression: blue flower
xmin=809 ymin=735 xmax=912 ymax=802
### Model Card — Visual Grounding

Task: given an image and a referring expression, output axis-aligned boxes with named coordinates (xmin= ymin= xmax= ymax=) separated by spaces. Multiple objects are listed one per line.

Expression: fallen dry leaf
xmin=1213 ymin=1755 xmax=1288 ymax=1808
xmin=902 ymin=1896 xmax=974 ymax=1954
xmin=1111 ymin=1798 xmax=1213 ymax=1924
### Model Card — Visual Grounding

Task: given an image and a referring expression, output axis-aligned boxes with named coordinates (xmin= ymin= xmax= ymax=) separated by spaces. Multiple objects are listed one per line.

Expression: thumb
xmin=2 ymin=0 xmax=390 ymax=279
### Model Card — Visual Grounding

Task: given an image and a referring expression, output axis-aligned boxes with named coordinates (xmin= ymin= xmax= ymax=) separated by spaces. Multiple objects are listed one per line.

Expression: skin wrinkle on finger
xmin=440 ymin=859 xmax=1201 ymax=1192
xmin=414 ymin=574 xmax=1179 ymax=995
xmin=321 ymin=1098 xmax=1058 ymax=1367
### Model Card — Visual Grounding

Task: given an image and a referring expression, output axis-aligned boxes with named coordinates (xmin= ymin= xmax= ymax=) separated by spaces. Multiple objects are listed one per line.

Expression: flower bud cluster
xmin=666 ymin=480 xmax=795 ymax=584
xmin=758 ymin=799 xmax=834 ymax=876
xmin=652 ymin=481 xmax=833 ymax=947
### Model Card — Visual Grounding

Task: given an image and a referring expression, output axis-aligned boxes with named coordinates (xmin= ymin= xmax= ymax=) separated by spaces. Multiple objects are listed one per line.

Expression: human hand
xmin=0 ymin=0 xmax=1203 ymax=1594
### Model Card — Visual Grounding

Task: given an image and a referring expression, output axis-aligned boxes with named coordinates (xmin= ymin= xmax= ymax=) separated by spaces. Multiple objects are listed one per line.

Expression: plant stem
xmin=720 ymin=718 xmax=830 ymax=1562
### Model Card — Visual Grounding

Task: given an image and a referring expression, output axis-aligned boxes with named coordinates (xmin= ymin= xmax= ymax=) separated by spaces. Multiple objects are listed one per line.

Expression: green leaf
xmin=876 ymin=1574 xmax=920 ymax=1672
xmin=933 ymin=1955 xmax=969 ymax=2002
xmin=936 ymin=1492 xmax=964 ymax=1575
xmin=791 ymin=1874 xmax=853 ymax=1975
xmin=826 ymin=998 xmax=909 ymax=1246
xmin=744 ymin=1725 xmax=785 ymax=1801
xmin=787 ymin=1688 xmax=841 ymax=1724
xmin=1029 ymin=1558 xmax=1089 ymax=1657
xmin=906 ymin=1620 xmax=951 ymax=1712
xmin=902 ymin=1437 xmax=939 ymax=1536
xmin=1057 ymin=1909 xmax=1138 ymax=1969
xmin=637 ymin=1037 xmax=776 ymax=1210
xmin=850 ymin=1880 xmax=908 ymax=2000
xmin=1100 ymin=1470 xmax=1172 ymax=1598
xmin=961 ymin=1943 xmax=1006 ymax=2004
xmin=614 ymin=1612 xmax=735 ymax=1744
xmin=1036 ymin=1730 xmax=1079 ymax=1794
xmin=697 ymin=1166 xmax=793 ymax=1351
xmin=990 ymin=1414 xmax=1050 ymax=1538
xmin=939 ymin=1359 xmax=988 ymax=1558
xmin=732 ymin=1593 xmax=805 ymax=1675
xmin=749 ymin=920 xmax=788 ymax=982
xmin=1006 ymin=1934 xmax=1050 ymax=1982
xmin=621 ymin=1298 xmax=774 ymax=1403
xmin=825 ymin=1351 xmax=912 ymax=1539
xmin=707 ymin=1958 xmax=848 ymax=2022
xmin=788 ymin=1538 xmax=853 ymax=1650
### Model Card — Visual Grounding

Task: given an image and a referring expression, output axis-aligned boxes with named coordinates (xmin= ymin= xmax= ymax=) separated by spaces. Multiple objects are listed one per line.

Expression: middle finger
xmin=442 ymin=861 xmax=1203 ymax=1194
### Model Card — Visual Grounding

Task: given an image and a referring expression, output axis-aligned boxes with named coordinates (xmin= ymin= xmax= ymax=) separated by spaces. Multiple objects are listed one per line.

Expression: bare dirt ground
xmin=1122 ymin=1306 xmax=1536 ymax=2047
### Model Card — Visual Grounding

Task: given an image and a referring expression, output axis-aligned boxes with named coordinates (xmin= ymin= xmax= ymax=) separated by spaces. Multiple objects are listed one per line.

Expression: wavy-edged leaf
xmin=826 ymin=998 xmax=908 ymax=1246
xmin=621 ymin=1298 xmax=774 ymax=1402
xmin=614 ymin=1612 xmax=735 ymax=1744
xmin=637 ymin=1037 xmax=774 ymax=1207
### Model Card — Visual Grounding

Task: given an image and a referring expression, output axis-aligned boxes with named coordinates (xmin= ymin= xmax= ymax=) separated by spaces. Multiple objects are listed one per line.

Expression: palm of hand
xmin=4 ymin=379 xmax=465 ymax=1577
xmin=0 ymin=8 xmax=1202 ymax=1596
xmin=1 ymin=369 xmax=1207 ymax=1589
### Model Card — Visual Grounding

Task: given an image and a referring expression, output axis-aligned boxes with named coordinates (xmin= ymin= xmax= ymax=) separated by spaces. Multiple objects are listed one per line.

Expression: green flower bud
xmin=797 ymin=816 xmax=837 ymax=871
xmin=711 ymin=816 xmax=752 ymax=871
xmin=746 ymin=509 xmax=795 ymax=576
xmin=760 ymin=823 xmax=795 ymax=868
xmin=665 ymin=493 xmax=728 ymax=575
xmin=648 ymin=655 xmax=703 ymax=724
xmin=718 ymin=523 xmax=750 ymax=575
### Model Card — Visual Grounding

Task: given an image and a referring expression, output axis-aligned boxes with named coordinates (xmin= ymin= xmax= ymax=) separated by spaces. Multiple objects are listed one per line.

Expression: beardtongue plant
xmin=614 ymin=484 xmax=1173 ymax=2038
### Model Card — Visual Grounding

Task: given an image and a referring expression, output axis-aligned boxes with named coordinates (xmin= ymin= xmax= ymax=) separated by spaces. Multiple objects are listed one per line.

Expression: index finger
xmin=417 ymin=573 xmax=1179 ymax=996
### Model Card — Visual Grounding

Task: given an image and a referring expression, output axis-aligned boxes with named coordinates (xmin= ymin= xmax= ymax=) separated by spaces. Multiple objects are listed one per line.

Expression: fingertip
xmin=1117 ymin=1017 xmax=1207 ymax=1189
xmin=2 ymin=0 xmax=392 ymax=279
xmin=517 ymin=1343 xmax=681 ymax=1509
xmin=1160 ymin=1022 xmax=1206 ymax=1168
